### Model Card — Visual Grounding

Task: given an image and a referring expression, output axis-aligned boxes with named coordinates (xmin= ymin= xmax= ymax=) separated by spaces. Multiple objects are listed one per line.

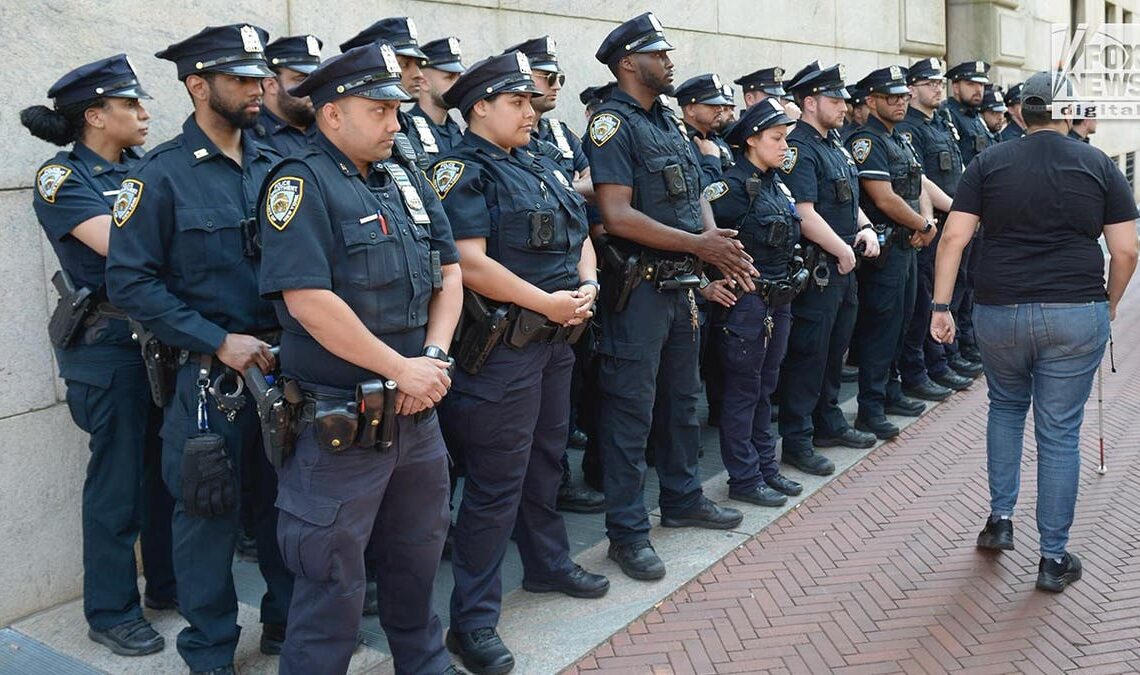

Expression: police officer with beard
xmin=256 ymin=35 xmax=322 ymax=155
xmin=409 ymin=37 xmax=467 ymax=156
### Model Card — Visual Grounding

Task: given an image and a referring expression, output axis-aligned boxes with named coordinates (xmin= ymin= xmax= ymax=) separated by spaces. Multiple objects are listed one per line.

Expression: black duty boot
xmin=931 ymin=370 xmax=972 ymax=391
xmin=660 ymin=497 xmax=743 ymax=530
xmin=260 ymin=622 xmax=286 ymax=655
xmin=522 ymin=564 xmax=609 ymax=598
xmin=607 ymin=540 xmax=665 ymax=581
xmin=855 ymin=416 xmax=900 ymax=440
xmin=781 ymin=448 xmax=835 ymax=476
xmin=87 ymin=617 xmax=164 ymax=657
xmin=814 ymin=427 xmax=876 ymax=449
xmin=446 ymin=627 xmax=515 ymax=675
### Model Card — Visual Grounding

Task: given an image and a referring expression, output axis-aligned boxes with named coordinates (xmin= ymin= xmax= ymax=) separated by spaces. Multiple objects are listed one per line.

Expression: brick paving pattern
xmin=567 ymin=302 xmax=1140 ymax=674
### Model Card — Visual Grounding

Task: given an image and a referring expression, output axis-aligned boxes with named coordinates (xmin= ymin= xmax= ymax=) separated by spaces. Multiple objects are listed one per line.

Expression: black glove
xmin=181 ymin=432 xmax=236 ymax=518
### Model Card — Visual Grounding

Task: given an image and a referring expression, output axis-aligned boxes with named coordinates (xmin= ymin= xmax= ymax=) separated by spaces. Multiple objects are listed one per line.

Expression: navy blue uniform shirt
xmin=259 ymin=131 xmax=458 ymax=390
xmin=779 ymin=122 xmax=860 ymax=239
xmin=705 ymin=156 xmax=801 ymax=278
xmin=253 ymin=107 xmax=315 ymax=157
xmin=106 ymin=115 xmax=279 ymax=354
xmin=846 ymin=115 xmax=923 ymax=226
xmin=897 ymin=106 xmax=963 ymax=197
xmin=945 ymin=97 xmax=993 ymax=165
xmin=408 ymin=103 xmax=464 ymax=156
xmin=532 ymin=117 xmax=589 ymax=179
xmin=432 ymin=131 xmax=588 ymax=293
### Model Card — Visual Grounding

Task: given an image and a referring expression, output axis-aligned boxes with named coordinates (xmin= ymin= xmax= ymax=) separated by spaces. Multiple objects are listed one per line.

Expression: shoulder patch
xmin=589 ymin=113 xmax=622 ymax=147
xmin=780 ymin=147 xmax=798 ymax=174
xmin=432 ymin=160 xmax=465 ymax=199
xmin=36 ymin=164 xmax=72 ymax=203
xmin=702 ymin=180 xmax=729 ymax=202
xmin=850 ymin=138 xmax=872 ymax=164
xmin=265 ymin=177 xmax=304 ymax=231
xmin=112 ymin=179 xmax=143 ymax=227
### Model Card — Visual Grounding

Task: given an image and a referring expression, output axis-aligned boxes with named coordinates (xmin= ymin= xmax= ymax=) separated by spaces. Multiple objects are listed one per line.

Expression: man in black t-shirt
xmin=931 ymin=71 xmax=1138 ymax=594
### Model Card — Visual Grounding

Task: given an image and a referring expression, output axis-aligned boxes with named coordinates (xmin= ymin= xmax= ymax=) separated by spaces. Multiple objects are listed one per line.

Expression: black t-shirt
xmin=952 ymin=130 xmax=1138 ymax=304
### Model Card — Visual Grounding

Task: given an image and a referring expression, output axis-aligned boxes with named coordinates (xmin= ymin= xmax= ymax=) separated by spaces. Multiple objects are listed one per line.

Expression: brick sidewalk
xmin=566 ymin=303 xmax=1140 ymax=675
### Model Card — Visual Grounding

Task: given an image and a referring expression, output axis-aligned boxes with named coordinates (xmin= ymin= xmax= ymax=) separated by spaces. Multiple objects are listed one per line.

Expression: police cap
xmin=47 ymin=54 xmax=150 ymax=106
xmin=673 ymin=73 xmax=732 ymax=105
xmin=787 ymin=64 xmax=850 ymax=99
xmin=266 ymin=35 xmax=323 ymax=74
xmin=443 ymin=52 xmax=543 ymax=114
xmin=339 ymin=17 xmax=427 ymax=61
xmin=734 ymin=66 xmax=786 ymax=97
xmin=724 ymin=98 xmax=795 ymax=146
xmin=907 ymin=57 xmax=946 ymax=84
xmin=946 ymin=60 xmax=991 ymax=84
xmin=155 ymin=24 xmax=274 ymax=80
xmin=856 ymin=65 xmax=910 ymax=96
xmin=503 ymin=35 xmax=561 ymax=73
xmin=595 ymin=12 xmax=675 ymax=65
xmin=421 ymin=37 xmax=466 ymax=73
xmin=291 ymin=43 xmax=411 ymax=107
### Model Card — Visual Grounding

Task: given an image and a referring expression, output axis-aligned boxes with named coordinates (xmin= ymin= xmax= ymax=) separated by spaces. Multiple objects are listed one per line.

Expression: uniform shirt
xmin=585 ymin=88 xmax=704 ymax=242
xmin=779 ymin=122 xmax=860 ymax=240
xmin=952 ymin=130 xmax=1138 ymax=305
xmin=1068 ymin=129 xmax=1091 ymax=144
xmin=999 ymin=120 xmax=1025 ymax=142
xmin=398 ymin=109 xmax=432 ymax=169
xmin=106 ymin=115 xmax=279 ymax=355
xmin=407 ymin=103 xmax=464 ymax=158
xmin=433 ymin=131 xmax=588 ymax=293
xmin=839 ymin=120 xmax=862 ymax=143
xmin=897 ymin=106 xmax=964 ymax=197
xmin=846 ymin=115 xmax=924 ymax=227
xmin=532 ymin=116 xmax=589 ymax=179
xmin=705 ymin=157 xmax=801 ymax=278
xmin=684 ymin=122 xmax=733 ymax=186
xmin=945 ymin=97 xmax=993 ymax=165
xmin=253 ymin=107 xmax=314 ymax=157
xmin=260 ymin=131 xmax=458 ymax=390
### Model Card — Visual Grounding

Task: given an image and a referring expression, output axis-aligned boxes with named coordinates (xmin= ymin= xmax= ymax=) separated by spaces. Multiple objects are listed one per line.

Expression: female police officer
xmin=432 ymin=52 xmax=609 ymax=675
xmin=703 ymin=99 xmax=807 ymax=508
xmin=21 ymin=54 xmax=174 ymax=656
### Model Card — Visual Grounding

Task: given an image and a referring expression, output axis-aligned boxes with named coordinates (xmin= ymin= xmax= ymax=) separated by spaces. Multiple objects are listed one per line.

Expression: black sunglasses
xmin=544 ymin=72 xmax=566 ymax=87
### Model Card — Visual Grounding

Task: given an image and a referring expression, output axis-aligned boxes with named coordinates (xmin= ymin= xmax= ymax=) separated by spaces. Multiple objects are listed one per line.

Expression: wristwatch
xmin=580 ymin=279 xmax=601 ymax=292
xmin=921 ymin=219 xmax=934 ymax=234
xmin=930 ymin=302 xmax=951 ymax=312
xmin=423 ymin=344 xmax=449 ymax=362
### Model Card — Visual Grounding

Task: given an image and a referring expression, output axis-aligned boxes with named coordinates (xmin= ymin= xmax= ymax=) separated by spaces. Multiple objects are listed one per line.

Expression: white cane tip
xmin=1097 ymin=465 xmax=1107 ymax=475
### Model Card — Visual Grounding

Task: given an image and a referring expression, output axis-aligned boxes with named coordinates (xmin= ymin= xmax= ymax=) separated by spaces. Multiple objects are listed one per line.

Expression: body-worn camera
xmin=527 ymin=210 xmax=556 ymax=250
xmin=662 ymin=163 xmax=687 ymax=198
xmin=833 ymin=178 xmax=852 ymax=203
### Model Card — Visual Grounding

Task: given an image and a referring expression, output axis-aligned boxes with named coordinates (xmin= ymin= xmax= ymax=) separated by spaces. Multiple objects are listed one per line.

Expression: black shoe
xmin=523 ymin=564 xmax=609 ymax=598
xmin=556 ymin=481 xmax=605 ymax=513
xmin=191 ymin=667 xmax=235 ymax=675
xmin=841 ymin=364 xmax=859 ymax=383
xmin=902 ymin=379 xmax=953 ymax=401
xmin=260 ymin=622 xmax=286 ymax=656
xmin=948 ymin=354 xmax=985 ymax=377
xmin=88 ymin=617 xmax=165 ymax=657
xmin=961 ymin=344 xmax=982 ymax=362
xmin=729 ymin=484 xmax=787 ymax=507
xmin=446 ymin=627 xmax=515 ymax=675
xmin=362 ymin=580 xmax=379 ymax=616
xmin=931 ymin=370 xmax=972 ymax=391
xmin=766 ymin=474 xmax=803 ymax=496
xmin=660 ymin=496 xmax=743 ymax=530
xmin=781 ymin=449 xmax=835 ymax=476
xmin=975 ymin=516 xmax=1014 ymax=551
xmin=607 ymin=540 xmax=665 ymax=580
xmin=814 ymin=427 xmax=876 ymax=449
xmin=143 ymin=594 xmax=178 ymax=612
xmin=567 ymin=428 xmax=588 ymax=448
xmin=1036 ymin=552 xmax=1083 ymax=593
xmin=235 ymin=531 xmax=258 ymax=562
xmin=885 ymin=398 xmax=926 ymax=417
xmin=855 ymin=416 xmax=900 ymax=440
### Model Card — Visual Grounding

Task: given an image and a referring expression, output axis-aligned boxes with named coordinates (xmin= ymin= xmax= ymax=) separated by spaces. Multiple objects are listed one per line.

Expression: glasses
xmin=913 ymin=80 xmax=944 ymax=89
xmin=872 ymin=92 xmax=912 ymax=105
xmin=544 ymin=72 xmax=566 ymax=87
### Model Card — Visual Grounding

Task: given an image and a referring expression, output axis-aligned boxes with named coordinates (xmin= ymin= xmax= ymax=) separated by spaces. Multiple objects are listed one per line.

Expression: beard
xmin=276 ymin=89 xmax=316 ymax=128
xmin=209 ymin=88 xmax=259 ymax=129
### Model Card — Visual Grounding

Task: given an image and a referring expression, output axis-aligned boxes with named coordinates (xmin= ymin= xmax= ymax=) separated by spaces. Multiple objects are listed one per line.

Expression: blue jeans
xmin=973 ymin=302 xmax=1109 ymax=559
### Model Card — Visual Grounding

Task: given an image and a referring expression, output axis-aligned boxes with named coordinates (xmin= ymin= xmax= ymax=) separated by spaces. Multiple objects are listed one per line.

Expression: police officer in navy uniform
xmin=735 ymin=66 xmax=787 ymax=108
xmin=895 ymin=58 xmax=976 ymax=402
xmin=776 ymin=64 xmax=881 ymax=477
xmin=580 ymin=81 xmax=617 ymax=118
xmin=21 ymin=54 xmax=175 ymax=658
xmin=257 ymin=43 xmax=463 ymax=675
xmin=980 ymin=86 xmax=1007 ymax=141
xmin=718 ymin=83 xmax=738 ymax=125
xmin=430 ymin=52 xmax=609 ymax=675
xmin=105 ymin=25 xmax=293 ymax=674
xmin=1000 ymin=82 xmax=1026 ymax=141
xmin=945 ymin=61 xmax=994 ymax=165
xmin=340 ymin=17 xmax=432 ymax=169
xmin=841 ymin=83 xmax=869 ymax=140
xmin=1069 ymin=116 xmax=1097 ymax=143
xmin=674 ymin=74 xmax=735 ymax=185
xmin=586 ymin=12 xmax=751 ymax=581
xmin=702 ymin=99 xmax=807 ymax=507
xmin=845 ymin=66 xmax=939 ymax=441
xmin=256 ymin=34 xmax=322 ymax=155
xmin=410 ymin=37 xmax=467 ymax=156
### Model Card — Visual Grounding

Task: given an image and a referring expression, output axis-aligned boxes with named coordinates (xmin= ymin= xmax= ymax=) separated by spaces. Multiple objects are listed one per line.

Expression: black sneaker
xmin=607 ymin=540 xmax=665 ymax=581
xmin=1036 ymin=552 xmax=1083 ymax=593
xmin=660 ymin=497 xmax=743 ymax=530
xmin=522 ymin=564 xmax=609 ymax=599
xmin=260 ymin=622 xmax=286 ymax=656
xmin=87 ymin=617 xmax=165 ymax=656
xmin=729 ymin=484 xmax=787 ymax=507
xmin=814 ymin=427 xmax=876 ymax=449
xmin=781 ymin=449 xmax=835 ymax=476
xmin=975 ymin=516 xmax=1014 ymax=551
xmin=446 ymin=627 xmax=515 ymax=675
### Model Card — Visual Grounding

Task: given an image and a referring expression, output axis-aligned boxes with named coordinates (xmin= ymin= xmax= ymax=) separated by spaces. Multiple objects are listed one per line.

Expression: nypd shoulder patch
xmin=112 ymin=179 xmax=143 ymax=227
xmin=780 ymin=147 xmax=798 ymax=174
xmin=589 ymin=113 xmax=622 ymax=147
xmin=850 ymin=138 xmax=872 ymax=164
xmin=702 ymin=180 xmax=729 ymax=202
xmin=432 ymin=160 xmax=465 ymax=200
xmin=265 ymin=177 xmax=304 ymax=231
xmin=36 ymin=164 xmax=72 ymax=204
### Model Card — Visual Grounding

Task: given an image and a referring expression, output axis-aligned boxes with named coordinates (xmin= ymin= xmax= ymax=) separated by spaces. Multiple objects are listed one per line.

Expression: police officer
xmin=21 ymin=54 xmax=174 ymax=658
xmin=257 ymin=43 xmax=462 ymax=675
xmin=410 ymin=37 xmax=467 ymax=156
xmin=1000 ymin=82 xmax=1026 ymax=141
xmin=580 ymin=81 xmax=616 ymax=119
xmin=841 ymin=84 xmax=870 ymax=140
xmin=945 ymin=61 xmax=994 ymax=165
xmin=703 ymin=99 xmax=806 ymax=506
xmin=105 ymin=25 xmax=293 ymax=674
xmin=673 ymin=74 xmax=735 ymax=184
xmin=895 ymin=58 xmax=975 ymax=402
xmin=845 ymin=66 xmax=938 ymax=441
xmin=735 ymin=66 xmax=789 ymax=114
xmin=256 ymin=34 xmax=322 ymax=155
xmin=776 ymin=64 xmax=881 ymax=477
xmin=586 ymin=12 xmax=750 ymax=581
xmin=719 ymin=84 xmax=738 ymax=126
xmin=980 ymin=86 xmax=1007 ymax=140
xmin=340 ymin=17 xmax=432 ymax=169
xmin=430 ymin=52 xmax=609 ymax=675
